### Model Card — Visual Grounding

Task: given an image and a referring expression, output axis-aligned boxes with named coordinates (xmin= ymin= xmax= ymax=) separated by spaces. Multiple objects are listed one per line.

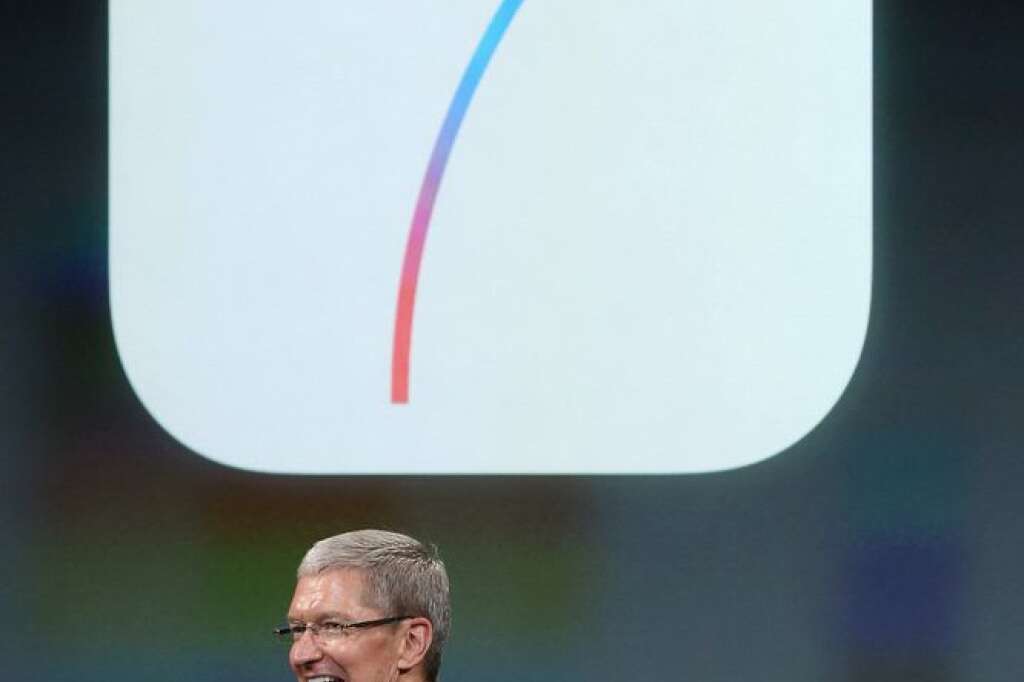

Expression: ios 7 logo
xmin=392 ymin=0 xmax=523 ymax=403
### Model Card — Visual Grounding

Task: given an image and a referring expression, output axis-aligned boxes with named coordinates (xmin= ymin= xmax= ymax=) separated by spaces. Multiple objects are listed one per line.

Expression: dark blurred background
xmin=4 ymin=2 xmax=1024 ymax=680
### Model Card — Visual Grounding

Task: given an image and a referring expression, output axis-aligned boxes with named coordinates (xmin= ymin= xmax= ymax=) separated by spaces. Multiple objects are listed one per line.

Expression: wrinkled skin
xmin=287 ymin=568 xmax=432 ymax=682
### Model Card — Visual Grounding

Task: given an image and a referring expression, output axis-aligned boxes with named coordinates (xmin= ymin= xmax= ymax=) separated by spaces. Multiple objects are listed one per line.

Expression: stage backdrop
xmin=4 ymin=2 xmax=1024 ymax=680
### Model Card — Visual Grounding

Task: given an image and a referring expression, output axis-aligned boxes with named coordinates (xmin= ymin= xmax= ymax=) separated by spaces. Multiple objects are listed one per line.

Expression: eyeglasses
xmin=274 ymin=616 xmax=412 ymax=644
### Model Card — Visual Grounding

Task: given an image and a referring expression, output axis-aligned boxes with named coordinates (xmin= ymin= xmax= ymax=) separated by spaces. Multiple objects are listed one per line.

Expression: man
xmin=279 ymin=529 xmax=451 ymax=682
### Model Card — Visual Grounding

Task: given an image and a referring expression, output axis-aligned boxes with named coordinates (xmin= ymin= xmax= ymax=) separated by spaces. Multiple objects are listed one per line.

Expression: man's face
xmin=287 ymin=568 xmax=409 ymax=682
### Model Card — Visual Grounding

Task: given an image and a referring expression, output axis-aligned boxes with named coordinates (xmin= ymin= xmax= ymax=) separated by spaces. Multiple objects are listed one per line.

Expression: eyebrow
xmin=286 ymin=611 xmax=354 ymax=623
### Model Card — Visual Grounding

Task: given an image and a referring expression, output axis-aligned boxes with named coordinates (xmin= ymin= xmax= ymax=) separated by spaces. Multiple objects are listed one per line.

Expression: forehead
xmin=288 ymin=568 xmax=374 ymax=620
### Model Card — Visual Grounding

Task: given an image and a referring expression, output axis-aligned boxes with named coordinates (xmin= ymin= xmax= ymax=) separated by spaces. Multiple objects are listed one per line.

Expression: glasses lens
xmin=274 ymin=626 xmax=299 ymax=643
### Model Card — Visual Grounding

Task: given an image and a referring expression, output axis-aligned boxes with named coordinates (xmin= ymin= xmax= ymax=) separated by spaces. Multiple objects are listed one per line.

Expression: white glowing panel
xmin=110 ymin=1 xmax=871 ymax=473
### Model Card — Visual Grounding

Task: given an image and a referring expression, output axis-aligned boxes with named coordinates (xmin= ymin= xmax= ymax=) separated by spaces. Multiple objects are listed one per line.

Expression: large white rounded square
xmin=110 ymin=1 xmax=871 ymax=474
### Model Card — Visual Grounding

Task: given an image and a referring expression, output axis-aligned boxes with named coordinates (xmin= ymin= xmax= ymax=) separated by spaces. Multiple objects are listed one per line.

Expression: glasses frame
xmin=274 ymin=615 xmax=413 ymax=643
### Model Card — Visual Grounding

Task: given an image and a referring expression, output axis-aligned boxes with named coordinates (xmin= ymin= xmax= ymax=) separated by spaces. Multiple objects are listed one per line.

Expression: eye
xmin=320 ymin=621 xmax=347 ymax=635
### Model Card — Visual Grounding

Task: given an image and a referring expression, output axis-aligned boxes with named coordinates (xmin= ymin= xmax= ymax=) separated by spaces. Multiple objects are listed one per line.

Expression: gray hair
xmin=298 ymin=529 xmax=451 ymax=681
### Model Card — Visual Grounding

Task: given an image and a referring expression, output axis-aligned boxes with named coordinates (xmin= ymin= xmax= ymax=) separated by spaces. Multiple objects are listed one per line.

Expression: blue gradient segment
xmin=432 ymin=0 xmax=524 ymax=172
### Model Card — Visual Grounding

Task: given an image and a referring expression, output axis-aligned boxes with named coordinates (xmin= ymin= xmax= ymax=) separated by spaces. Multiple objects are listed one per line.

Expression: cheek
xmin=349 ymin=640 xmax=399 ymax=673
xmin=319 ymin=642 xmax=365 ymax=669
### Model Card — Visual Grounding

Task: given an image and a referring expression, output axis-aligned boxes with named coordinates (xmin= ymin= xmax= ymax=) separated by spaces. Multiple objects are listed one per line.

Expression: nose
xmin=289 ymin=629 xmax=324 ymax=667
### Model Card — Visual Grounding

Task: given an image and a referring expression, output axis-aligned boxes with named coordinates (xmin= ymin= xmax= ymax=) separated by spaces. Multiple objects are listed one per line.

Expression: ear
xmin=396 ymin=617 xmax=433 ymax=672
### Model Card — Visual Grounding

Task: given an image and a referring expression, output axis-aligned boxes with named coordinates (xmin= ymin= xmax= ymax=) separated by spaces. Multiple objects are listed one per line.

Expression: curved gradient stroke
xmin=391 ymin=0 xmax=525 ymax=403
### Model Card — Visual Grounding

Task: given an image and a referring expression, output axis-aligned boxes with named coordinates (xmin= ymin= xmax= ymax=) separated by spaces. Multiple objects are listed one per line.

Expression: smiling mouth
xmin=307 ymin=677 xmax=343 ymax=682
